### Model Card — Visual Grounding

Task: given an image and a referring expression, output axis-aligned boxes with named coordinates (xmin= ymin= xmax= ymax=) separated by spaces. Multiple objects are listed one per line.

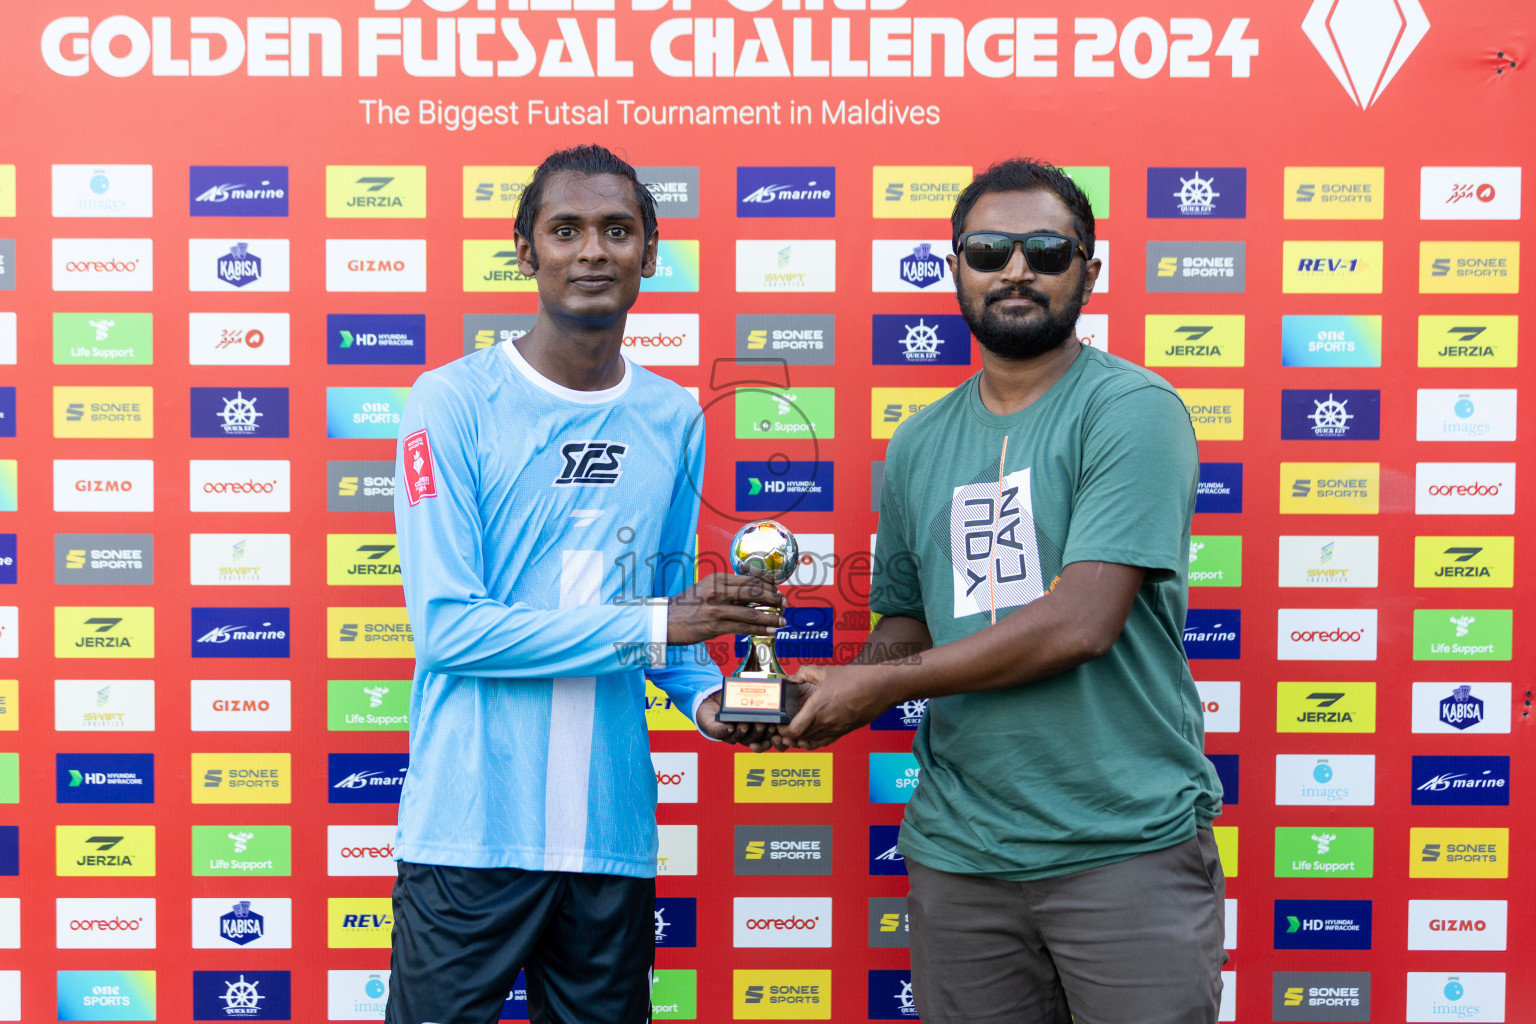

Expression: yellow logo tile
xmin=0 ymin=166 xmax=14 ymax=218
xmin=1282 ymin=241 xmax=1384 ymax=293
xmin=1283 ymin=167 xmax=1384 ymax=220
xmin=733 ymin=970 xmax=832 ymax=1019
xmin=53 ymin=386 xmax=153 ymax=439
xmin=1279 ymin=463 xmax=1379 ymax=515
xmin=872 ymin=166 xmax=972 ymax=218
xmin=326 ymin=165 xmax=426 ymax=218
xmin=328 ymin=606 xmax=415 ymax=658
xmin=871 ymin=387 xmax=950 ymax=439
xmin=1212 ymin=825 xmax=1237 ymax=878
xmin=1418 ymin=315 xmax=1517 ymax=367
xmin=1413 ymin=536 xmax=1513 ymax=588
xmin=1276 ymin=682 xmax=1376 ymax=733
xmin=326 ymin=534 xmax=401 ymax=586
xmin=462 ymin=165 xmax=537 ymax=218
xmin=328 ymin=897 xmax=394 ymax=947
xmin=57 ymin=825 xmax=155 ymax=876
xmin=191 ymin=753 xmax=291 ymax=804
xmin=1178 ymin=388 xmax=1244 ymax=441
xmin=734 ymin=752 xmax=833 ymax=803
xmin=55 ymin=607 xmax=155 ymax=659
xmin=646 ymin=680 xmax=695 ymax=731
xmin=1419 ymin=241 xmax=1519 ymax=294
xmin=1144 ymin=316 xmax=1245 ymax=367
xmin=1409 ymin=827 xmax=1508 ymax=878
xmin=0 ymin=680 xmax=15 ymax=730
xmin=463 ymin=239 xmax=536 ymax=292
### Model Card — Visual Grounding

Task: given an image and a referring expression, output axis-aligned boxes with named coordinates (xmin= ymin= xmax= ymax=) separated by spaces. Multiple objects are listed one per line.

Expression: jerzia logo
xmin=555 ymin=441 xmax=626 ymax=486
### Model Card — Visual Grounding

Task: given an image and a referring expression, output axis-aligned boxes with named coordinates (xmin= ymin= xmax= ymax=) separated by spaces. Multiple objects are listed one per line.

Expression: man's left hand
xmin=696 ymin=693 xmax=777 ymax=752
xmin=781 ymin=664 xmax=895 ymax=750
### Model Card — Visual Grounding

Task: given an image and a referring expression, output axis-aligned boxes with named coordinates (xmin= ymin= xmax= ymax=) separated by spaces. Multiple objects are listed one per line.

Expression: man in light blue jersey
xmin=387 ymin=145 xmax=782 ymax=1024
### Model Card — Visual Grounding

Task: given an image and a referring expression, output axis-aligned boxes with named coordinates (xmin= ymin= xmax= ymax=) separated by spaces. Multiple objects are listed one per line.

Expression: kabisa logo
xmin=1272 ymin=971 xmax=1371 ymax=1021
xmin=191 ymin=608 xmax=290 ymax=659
xmin=189 ymin=166 xmax=288 ymax=217
xmin=871 ymin=697 xmax=928 ymax=731
xmin=868 ymin=970 xmax=919 ymax=1020
xmin=736 ymin=167 xmax=835 ymax=218
xmin=56 ymin=753 xmax=154 ymax=804
xmin=1281 ymin=315 xmax=1383 ymax=367
xmin=1282 ymin=241 xmax=1383 ymax=294
xmin=899 ymin=243 xmax=945 ymax=288
xmin=1302 ymin=0 xmax=1428 ymax=109
xmin=736 ymin=460 xmax=835 ymax=514
xmin=1285 ymin=167 xmax=1384 ymax=220
xmin=736 ymin=826 xmax=832 ymax=876
xmin=1434 ymin=684 xmax=1490 ymax=732
xmin=871 ymin=240 xmax=952 ymax=293
xmin=1147 ymin=168 xmax=1246 ymax=219
xmin=1421 ymin=167 xmax=1522 ymax=221
xmin=1280 ymin=390 xmax=1380 ymax=441
xmin=190 ymin=238 xmax=289 ymax=293
xmin=1412 ymin=827 xmax=1509 ymax=879
xmin=871 ymin=314 xmax=971 ymax=366
xmin=734 ymin=607 xmax=832 ymax=660
xmin=56 ymin=825 xmax=156 ymax=876
xmin=1411 ymin=755 xmax=1510 ymax=807
xmin=554 ymin=441 xmax=627 ymax=486
xmin=218 ymin=901 xmax=264 ymax=946
xmin=190 ymin=387 xmax=289 ymax=439
xmin=1196 ymin=462 xmax=1243 ymax=514
xmin=191 ymin=970 xmax=291 ymax=1021
xmin=1182 ymin=609 xmax=1240 ymax=659
xmin=328 ymin=753 xmax=409 ymax=804
xmin=192 ymin=754 xmax=290 ymax=805
xmin=326 ymin=314 xmax=425 ymax=365
xmin=1275 ymin=754 xmax=1375 ymax=806
xmin=1145 ymin=241 xmax=1246 ymax=293
xmin=869 ymin=825 xmax=906 ymax=876
xmin=217 ymin=243 xmax=262 ymax=288
xmin=1273 ymin=899 xmax=1372 ymax=951
xmin=735 ymin=753 xmax=833 ymax=803
xmin=653 ymin=897 xmax=697 ymax=948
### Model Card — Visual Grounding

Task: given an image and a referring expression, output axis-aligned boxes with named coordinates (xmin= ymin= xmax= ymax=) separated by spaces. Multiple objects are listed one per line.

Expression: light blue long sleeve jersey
xmin=392 ymin=339 xmax=721 ymax=877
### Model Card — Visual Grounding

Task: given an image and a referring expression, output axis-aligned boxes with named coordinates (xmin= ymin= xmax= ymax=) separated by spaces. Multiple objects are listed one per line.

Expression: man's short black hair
xmin=514 ymin=145 xmax=659 ymax=269
xmin=950 ymin=159 xmax=1096 ymax=258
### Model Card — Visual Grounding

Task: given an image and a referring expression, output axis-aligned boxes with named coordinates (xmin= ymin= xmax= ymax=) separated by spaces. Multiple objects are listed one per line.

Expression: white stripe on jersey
xmin=545 ymin=550 xmax=604 ymax=871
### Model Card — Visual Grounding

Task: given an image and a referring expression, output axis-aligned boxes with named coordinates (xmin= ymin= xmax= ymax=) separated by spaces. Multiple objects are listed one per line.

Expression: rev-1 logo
xmin=554 ymin=441 xmax=626 ymax=486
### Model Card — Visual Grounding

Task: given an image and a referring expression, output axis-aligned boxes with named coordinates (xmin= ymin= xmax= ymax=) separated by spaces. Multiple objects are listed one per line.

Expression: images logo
xmin=1282 ymin=241 xmax=1383 ymax=293
xmin=1420 ymin=240 xmax=1520 ymax=294
xmin=328 ymin=239 xmax=426 ymax=292
xmin=1412 ymin=682 xmax=1512 ymax=734
xmin=1421 ymin=166 xmax=1522 ymax=220
xmin=737 ymin=167 xmax=835 ymax=217
xmin=52 ymin=238 xmax=154 ymax=292
xmin=56 ymin=753 xmax=154 ymax=804
xmin=191 ymin=753 xmax=290 ymax=805
xmin=53 ymin=312 xmax=153 ymax=365
xmin=1407 ymin=900 xmax=1508 ymax=951
xmin=1276 ymin=682 xmax=1376 ymax=733
xmin=1144 ymin=316 xmax=1245 ymax=367
xmin=326 ymin=166 xmax=426 ymax=218
xmin=461 ymin=165 xmax=537 ymax=218
xmin=327 ymin=313 xmax=425 ymax=365
xmin=736 ymin=240 xmax=836 ymax=292
xmin=1146 ymin=241 xmax=1245 ymax=292
xmin=54 ymin=607 xmax=154 ymax=660
xmin=1302 ymin=0 xmax=1427 ymax=108
xmin=871 ymin=314 xmax=971 ymax=366
xmin=56 ymin=825 xmax=156 ymax=877
xmin=188 ymin=312 xmax=291 ymax=366
xmin=1280 ymin=462 xmax=1379 ymax=515
xmin=872 ymin=166 xmax=970 ymax=218
xmin=327 ymin=607 xmax=415 ymax=658
xmin=189 ymin=239 xmax=290 ymax=292
xmin=735 ymin=753 xmax=832 ymax=804
xmin=1414 ymin=609 xmax=1512 ymax=661
xmin=638 ymin=166 xmax=700 ymax=218
xmin=1275 ymin=754 xmax=1375 ymax=806
xmin=190 ymin=166 xmax=288 ymax=217
xmin=1271 ymin=971 xmax=1370 ymax=1021
xmin=735 ymin=826 xmax=832 ymax=876
xmin=1147 ymin=168 xmax=1246 ymax=218
xmin=1281 ymin=315 xmax=1383 ymax=367
xmin=1178 ymin=388 xmax=1244 ymax=441
xmin=1182 ymin=609 xmax=1240 ymax=660
xmin=52 ymin=165 xmax=154 ymax=218
xmin=326 ymin=971 xmax=390 ymax=1021
xmin=1416 ymin=388 xmax=1517 ymax=442
xmin=1405 ymin=973 xmax=1506 ymax=1021
xmin=1196 ymin=463 xmax=1242 ymax=514
xmin=1273 ymin=899 xmax=1372 ymax=951
xmin=329 ymin=897 xmax=394 ymax=948
xmin=329 ymin=753 xmax=409 ymax=804
xmin=191 ymin=825 xmax=291 ymax=877
xmin=1412 ymin=755 xmax=1510 ymax=806
xmin=1411 ymin=827 xmax=1509 ymax=878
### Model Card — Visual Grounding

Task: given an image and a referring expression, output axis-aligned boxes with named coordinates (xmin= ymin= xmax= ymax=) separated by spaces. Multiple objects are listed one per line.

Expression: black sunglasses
xmin=955 ymin=231 xmax=1089 ymax=274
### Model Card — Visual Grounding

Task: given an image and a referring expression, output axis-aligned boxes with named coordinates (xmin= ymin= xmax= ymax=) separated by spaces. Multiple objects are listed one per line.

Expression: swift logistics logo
xmin=328 ymin=897 xmax=394 ymax=948
xmin=1145 ymin=241 xmax=1245 ymax=293
xmin=1280 ymin=462 xmax=1379 ymax=514
xmin=188 ymin=239 xmax=289 ymax=291
xmin=1421 ymin=166 xmax=1522 ymax=220
xmin=1420 ymin=241 xmax=1520 ymax=294
xmin=735 ymin=826 xmax=832 ymax=876
xmin=1407 ymin=900 xmax=1508 ymax=951
xmin=1272 ymin=971 xmax=1371 ymax=1021
xmin=191 ymin=753 xmax=291 ymax=805
xmin=1417 ymin=315 xmax=1518 ymax=367
xmin=1276 ymin=682 xmax=1376 ymax=733
xmin=736 ymin=167 xmax=835 ymax=217
xmin=1281 ymin=315 xmax=1383 ymax=367
xmin=1147 ymin=168 xmax=1246 ymax=218
xmin=1144 ymin=316 xmax=1245 ymax=367
xmin=736 ymin=314 xmax=835 ymax=364
xmin=53 ymin=386 xmax=153 ymax=438
xmin=1182 ymin=609 xmax=1240 ymax=659
xmin=329 ymin=753 xmax=409 ymax=804
xmin=189 ymin=165 xmax=288 ymax=217
xmin=1273 ymin=900 xmax=1371 ymax=950
xmin=1177 ymin=388 xmax=1243 ymax=441
xmin=1302 ymin=0 xmax=1427 ymax=109
xmin=872 ymin=314 xmax=971 ymax=365
xmin=55 ymin=534 xmax=153 ymax=585
xmin=736 ymin=240 xmax=836 ymax=292
xmin=1282 ymin=241 xmax=1383 ymax=293
xmin=1277 ymin=608 xmax=1377 ymax=661
xmin=328 ymin=239 xmax=426 ymax=292
xmin=53 ymin=679 xmax=154 ymax=732
xmin=54 ymin=607 xmax=154 ymax=659
xmin=328 ymin=607 xmax=415 ymax=658
xmin=1413 ymin=609 xmax=1512 ymax=661
xmin=1412 ymin=682 xmax=1512 ymax=734
xmin=52 ymin=312 xmax=153 ymax=365
xmin=56 ymin=825 xmax=156 ymax=876
xmin=872 ymin=166 xmax=970 ymax=218
xmin=461 ymin=165 xmax=537 ymax=218
xmin=56 ymin=753 xmax=154 ymax=804
xmin=325 ymin=166 xmax=426 ymax=218
xmin=191 ymin=825 xmax=291 ymax=876
xmin=733 ymin=970 xmax=831 ymax=1020
xmin=1284 ymin=166 xmax=1383 ymax=219
xmin=1274 ymin=827 xmax=1373 ymax=878
xmin=327 ymin=313 xmax=425 ymax=364
xmin=735 ymin=753 xmax=832 ymax=803
xmin=1276 ymin=535 xmax=1379 ymax=588
xmin=188 ymin=533 xmax=291 ymax=587
xmin=1411 ymin=827 xmax=1509 ymax=879
xmin=189 ymin=387 xmax=288 ymax=438
xmin=1275 ymin=755 xmax=1375 ymax=805
xmin=1411 ymin=755 xmax=1510 ymax=806
xmin=1280 ymin=390 xmax=1379 ymax=440
xmin=190 ymin=607 xmax=289 ymax=658
xmin=1412 ymin=536 xmax=1513 ymax=588
xmin=326 ymin=387 xmax=411 ymax=439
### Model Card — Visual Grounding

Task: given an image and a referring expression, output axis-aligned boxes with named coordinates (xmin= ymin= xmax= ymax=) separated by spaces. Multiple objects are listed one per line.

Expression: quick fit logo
xmin=653 ymin=898 xmax=697 ymax=948
xmin=190 ymin=387 xmax=289 ymax=438
xmin=189 ymin=167 xmax=288 ymax=217
xmin=1280 ymin=390 xmax=1380 ymax=440
xmin=871 ymin=314 xmax=971 ymax=365
xmin=1147 ymin=168 xmax=1246 ymax=218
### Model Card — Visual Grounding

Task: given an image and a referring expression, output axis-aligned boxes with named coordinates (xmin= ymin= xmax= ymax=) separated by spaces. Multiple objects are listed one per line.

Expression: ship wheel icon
xmin=899 ymin=319 xmax=943 ymax=357
xmin=1307 ymin=393 xmax=1352 ymax=434
xmin=217 ymin=391 xmax=264 ymax=433
xmin=220 ymin=975 xmax=265 ymax=1011
xmin=1174 ymin=172 xmax=1219 ymax=213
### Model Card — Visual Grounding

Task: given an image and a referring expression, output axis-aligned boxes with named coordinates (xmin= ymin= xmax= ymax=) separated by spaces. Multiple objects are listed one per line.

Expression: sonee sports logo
xmin=555 ymin=442 xmax=626 ymax=486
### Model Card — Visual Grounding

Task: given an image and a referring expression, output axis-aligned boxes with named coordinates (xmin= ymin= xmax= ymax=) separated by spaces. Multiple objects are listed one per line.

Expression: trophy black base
xmin=715 ymin=673 xmax=800 ymax=726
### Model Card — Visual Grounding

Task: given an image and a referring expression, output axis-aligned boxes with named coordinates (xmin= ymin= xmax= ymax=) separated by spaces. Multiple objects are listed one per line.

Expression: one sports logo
xmin=554 ymin=441 xmax=627 ymax=486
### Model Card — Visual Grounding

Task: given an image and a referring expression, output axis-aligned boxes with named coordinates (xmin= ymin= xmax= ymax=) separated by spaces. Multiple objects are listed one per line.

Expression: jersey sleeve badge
xmin=403 ymin=428 xmax=438 ymax=506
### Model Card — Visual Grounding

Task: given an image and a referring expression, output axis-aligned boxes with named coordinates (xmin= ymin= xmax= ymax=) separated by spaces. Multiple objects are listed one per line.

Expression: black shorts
xmin=385 ymin=861 xmax=655 ymax=1024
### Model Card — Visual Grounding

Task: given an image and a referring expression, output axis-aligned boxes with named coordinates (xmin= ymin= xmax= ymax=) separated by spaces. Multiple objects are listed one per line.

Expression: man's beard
xmin=960 ymin=273 xmax=1086 ymax=360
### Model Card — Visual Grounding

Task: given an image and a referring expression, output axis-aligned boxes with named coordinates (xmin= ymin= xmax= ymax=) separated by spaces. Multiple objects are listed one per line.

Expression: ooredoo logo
xmin=733 ymin=897 xmax=832 ymax=948
xmin=1416 ymin=463 xmax=1515 ymax=515
xmin=620 ymin=313 xmax=699 ymax=366
xmin=328 ymin=825 xmax=399 ymax=877
xmin=1277 ymin=609 xmax=1376 ymax=661
xmin=52 ymin=238 xmax=154 ymax=291
xmin=55 ymin=898 xmax=157 ymax=949
xmin=651 ymin=751 xmax=698 ymax=803
xmin=189 ymin=460 xmax=290 ymax=513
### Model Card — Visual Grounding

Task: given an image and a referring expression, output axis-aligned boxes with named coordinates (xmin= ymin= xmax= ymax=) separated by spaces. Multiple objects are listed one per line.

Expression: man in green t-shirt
xmin=785 ymin=159 xmax=1226 ymax=1023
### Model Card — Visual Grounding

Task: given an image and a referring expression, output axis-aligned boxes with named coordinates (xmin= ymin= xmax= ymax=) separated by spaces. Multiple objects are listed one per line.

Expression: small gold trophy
xmin=716 ymin=519 xmax=800 ymax=725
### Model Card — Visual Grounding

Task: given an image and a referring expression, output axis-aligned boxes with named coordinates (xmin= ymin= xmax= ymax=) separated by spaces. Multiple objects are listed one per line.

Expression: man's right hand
xmin=667 ymin=573 xmax=785 ymax=645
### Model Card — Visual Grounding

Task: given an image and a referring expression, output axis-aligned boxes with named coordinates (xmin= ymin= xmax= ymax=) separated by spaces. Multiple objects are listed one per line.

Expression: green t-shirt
xmin=872 ymin=343 xmax=1223 ymax=880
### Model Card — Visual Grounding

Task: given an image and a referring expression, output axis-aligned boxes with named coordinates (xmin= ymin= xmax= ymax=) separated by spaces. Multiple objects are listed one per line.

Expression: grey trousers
xmin=907 ymin=829 xmax=1228 ymax=1024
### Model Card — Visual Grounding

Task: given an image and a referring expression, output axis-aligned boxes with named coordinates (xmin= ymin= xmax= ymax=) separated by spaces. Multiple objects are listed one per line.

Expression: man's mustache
xmin=985 ymin=286 xmax=1051 ymax=307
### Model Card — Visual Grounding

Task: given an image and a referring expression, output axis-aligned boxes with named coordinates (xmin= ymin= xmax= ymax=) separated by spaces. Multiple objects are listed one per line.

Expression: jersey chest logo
xmin=554 ymin=441 xmax=627 ymax=486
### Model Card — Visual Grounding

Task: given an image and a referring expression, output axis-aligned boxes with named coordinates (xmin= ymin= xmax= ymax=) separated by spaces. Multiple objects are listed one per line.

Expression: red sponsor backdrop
xmin=0 ymin=1 xmax=1530 ymax=1020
